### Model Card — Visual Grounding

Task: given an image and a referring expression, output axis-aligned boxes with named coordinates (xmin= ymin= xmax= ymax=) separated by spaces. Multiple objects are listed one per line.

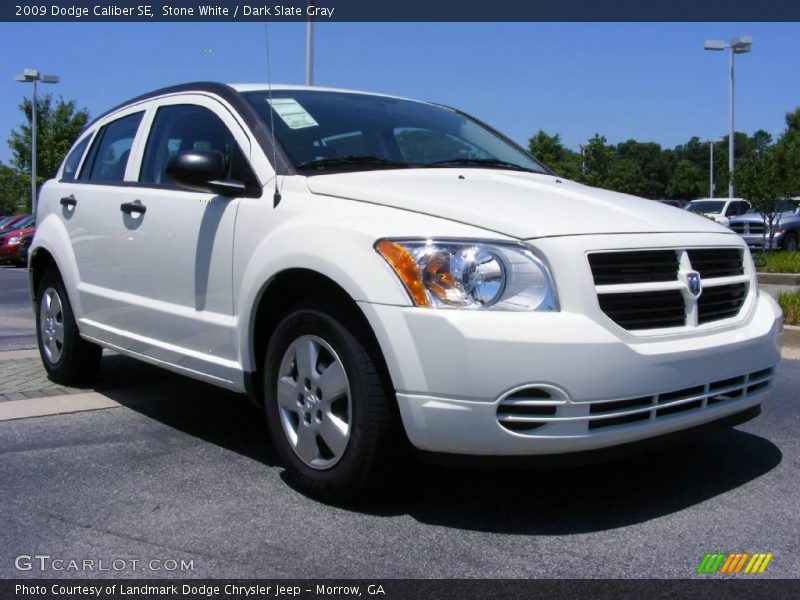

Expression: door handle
xmin=120 ymin=201 xmax=146 ymax=215
xmin=60 ymin=195 xmax=77 ymax=207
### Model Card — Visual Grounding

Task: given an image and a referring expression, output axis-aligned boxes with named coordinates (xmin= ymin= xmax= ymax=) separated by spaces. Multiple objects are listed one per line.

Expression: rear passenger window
xmin=139 ymin=104 xmax=257 ymax=188
xmin=80 ymin=112 xmax=143 ymax=182
xmin=61 ymin=135 xmax=91 ymax=181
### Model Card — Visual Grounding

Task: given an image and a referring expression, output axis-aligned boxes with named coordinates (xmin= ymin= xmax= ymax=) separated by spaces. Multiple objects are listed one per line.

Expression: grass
xmin=753 ymin=251 xmax=800 ymax=273
xmin=777 ymin=290 xmax=800 ymax=325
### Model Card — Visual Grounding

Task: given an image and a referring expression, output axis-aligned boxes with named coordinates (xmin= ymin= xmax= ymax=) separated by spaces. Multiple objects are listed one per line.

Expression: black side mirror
xmin=165 ymin=150 xmax=246 ymax=197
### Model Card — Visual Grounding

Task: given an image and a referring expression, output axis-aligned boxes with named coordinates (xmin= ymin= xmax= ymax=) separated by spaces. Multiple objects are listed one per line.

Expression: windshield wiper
xmin=295 ymin=155 xmax=412 ymax=172
xmin=426 ymin=158 xmax=540 ymax=173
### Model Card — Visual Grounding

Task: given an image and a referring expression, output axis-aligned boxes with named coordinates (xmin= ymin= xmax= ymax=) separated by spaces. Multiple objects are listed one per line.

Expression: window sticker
xmin=267 ymin=98 xmax=319 ymax=130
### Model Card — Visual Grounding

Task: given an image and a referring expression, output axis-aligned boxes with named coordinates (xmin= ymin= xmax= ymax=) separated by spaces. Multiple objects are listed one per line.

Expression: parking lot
xmin=1 ymin=265 xmax=798 ymax=579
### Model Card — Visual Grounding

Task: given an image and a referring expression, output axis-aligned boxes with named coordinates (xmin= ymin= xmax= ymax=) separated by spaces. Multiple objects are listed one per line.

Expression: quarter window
xmin=61 ymin=135 xmax=91 ymax=181
xmin=139 ymin=104 xmax=257 ymax=188
xmin=80 ymin=112 xmax=143 ymax=182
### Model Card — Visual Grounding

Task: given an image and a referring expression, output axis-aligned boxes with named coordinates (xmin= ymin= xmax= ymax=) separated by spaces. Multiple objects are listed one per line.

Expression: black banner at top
xmin=3 ymin=0 xmax=800 ymax=22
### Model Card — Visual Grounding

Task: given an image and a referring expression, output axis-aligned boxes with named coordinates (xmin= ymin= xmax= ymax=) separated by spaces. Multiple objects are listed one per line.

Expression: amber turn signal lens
xmin=375 ymin=240 xmax=429 ymax=306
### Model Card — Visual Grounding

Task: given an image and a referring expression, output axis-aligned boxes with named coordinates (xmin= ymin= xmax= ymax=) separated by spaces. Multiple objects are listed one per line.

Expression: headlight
xmin=375 ymin=238 xmax=558 ymax=311
xmin=7 ymin=236 xmax=21 ymax=245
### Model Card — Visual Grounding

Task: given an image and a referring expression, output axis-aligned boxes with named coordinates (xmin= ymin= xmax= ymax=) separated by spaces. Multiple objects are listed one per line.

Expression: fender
xmin=29 ymin=213 xmax=84 ymax=319
xmin=232 ymin=188 xmax=510 ymax=373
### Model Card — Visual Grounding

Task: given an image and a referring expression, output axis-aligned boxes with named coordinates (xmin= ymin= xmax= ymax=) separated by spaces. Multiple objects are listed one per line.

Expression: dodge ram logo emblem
xmin=687 ymin=272 xmax=702 ymax=297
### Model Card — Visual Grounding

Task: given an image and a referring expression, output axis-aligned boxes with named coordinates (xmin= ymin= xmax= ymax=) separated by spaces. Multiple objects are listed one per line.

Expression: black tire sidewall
xmin=263 ymin=301 xmax=389 ymax=498
xmin=784 ymin=232 xmax=798 ymax=252
xmin=35 ymin=269 xmax=99 ymax=383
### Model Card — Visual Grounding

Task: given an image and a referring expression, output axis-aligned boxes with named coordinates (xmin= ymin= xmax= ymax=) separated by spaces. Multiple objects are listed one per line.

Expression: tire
xmin=35 ymin=268 xmax=102 ymax=385
xmin=263 ymin=299 xmax=398 ymax=503
xmin=782 ymin=231 xmax=798 ymax=253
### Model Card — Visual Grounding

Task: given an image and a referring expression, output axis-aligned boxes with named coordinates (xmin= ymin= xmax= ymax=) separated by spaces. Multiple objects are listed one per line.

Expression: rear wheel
xmin=263 ymin=299 xmax=398 ymax=502
xmin=35 ymin=269 xmax=102 ymax=385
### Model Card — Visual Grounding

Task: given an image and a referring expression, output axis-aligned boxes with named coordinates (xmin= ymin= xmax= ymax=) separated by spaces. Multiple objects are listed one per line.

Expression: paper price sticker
xmin=267 ymin=98 xmax=319 ymax=129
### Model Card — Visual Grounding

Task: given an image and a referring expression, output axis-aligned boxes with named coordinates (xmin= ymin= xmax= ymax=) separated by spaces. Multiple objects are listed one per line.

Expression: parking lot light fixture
xmin=704 ymin=36 xmax=753 ymax=198
xmin=13 ymin=68 xmax=60 ymax=217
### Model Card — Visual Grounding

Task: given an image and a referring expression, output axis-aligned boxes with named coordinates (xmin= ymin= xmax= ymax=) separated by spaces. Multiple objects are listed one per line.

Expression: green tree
xmin=7 ymin=94 xmax=89 ymax=211
xmin=0 ymin=162 xmax=26 ymax=214
xmin=776 ymin=107 xmax=800 ymax=195
xmin=734 ymin=146 xmax=793 ymax=250
xmin=581 ymin=134 xmax=615 ymax=189
xmin=527 ymin=130 xmax=582 ymax=179
xmin=665 ymin=159 xmax=704 ymax=200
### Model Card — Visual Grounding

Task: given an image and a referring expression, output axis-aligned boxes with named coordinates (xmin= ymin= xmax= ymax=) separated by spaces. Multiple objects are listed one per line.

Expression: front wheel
xmin=263 ymin=300 xmax=398 ymax=502
xmin=35 ymin=269 xmax=102 ymax=385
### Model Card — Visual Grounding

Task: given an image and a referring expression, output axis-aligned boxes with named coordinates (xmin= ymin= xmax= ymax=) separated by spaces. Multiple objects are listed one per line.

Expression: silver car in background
xmin=728 ymin=199 xmax=800 ymax=252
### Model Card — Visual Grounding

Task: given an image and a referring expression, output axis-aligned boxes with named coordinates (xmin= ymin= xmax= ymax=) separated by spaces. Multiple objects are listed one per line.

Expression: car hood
xmin=305 ymin=169 xmax=729 ymax=239
xmin=731 ymin=212 xmax=800 ymax=224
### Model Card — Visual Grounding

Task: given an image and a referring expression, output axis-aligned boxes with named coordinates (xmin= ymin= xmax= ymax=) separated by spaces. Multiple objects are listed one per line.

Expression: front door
xmin=111 ymin=96 xmax=260 ymax=385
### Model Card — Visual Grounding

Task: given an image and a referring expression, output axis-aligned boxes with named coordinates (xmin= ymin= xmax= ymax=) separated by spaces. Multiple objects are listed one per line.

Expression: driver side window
xmin=139 ymin=104 xmax=257 ymax=188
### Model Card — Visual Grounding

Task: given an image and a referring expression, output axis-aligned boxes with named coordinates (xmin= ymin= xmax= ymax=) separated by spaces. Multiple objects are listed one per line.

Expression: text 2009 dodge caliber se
xmin=30 ymin=83 xmax=782 ymax=501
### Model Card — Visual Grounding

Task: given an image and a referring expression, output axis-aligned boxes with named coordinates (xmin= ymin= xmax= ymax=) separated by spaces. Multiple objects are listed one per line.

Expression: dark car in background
xmin=728 ymin=199 xmax=800 ymax=252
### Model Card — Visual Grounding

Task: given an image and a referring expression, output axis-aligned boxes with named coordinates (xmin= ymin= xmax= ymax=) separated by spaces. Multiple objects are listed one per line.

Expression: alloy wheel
xmin=276 ymin=334 xmax=352 ymax=469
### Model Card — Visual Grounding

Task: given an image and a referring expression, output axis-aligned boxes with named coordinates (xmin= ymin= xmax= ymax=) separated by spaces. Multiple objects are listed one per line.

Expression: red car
xmin=0 ymin=225 xmax=35 ymax=266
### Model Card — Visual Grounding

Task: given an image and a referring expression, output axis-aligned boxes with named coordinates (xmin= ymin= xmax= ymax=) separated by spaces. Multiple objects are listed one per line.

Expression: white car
xmin=686 ymin=198 xmax=751 ymax=226
xmin=30 ymin=83 xmax=782 ymax=501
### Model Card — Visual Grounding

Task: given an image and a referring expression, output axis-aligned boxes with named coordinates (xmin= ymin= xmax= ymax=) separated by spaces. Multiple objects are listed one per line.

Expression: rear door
xmin=55 ymin=106 xmax=147 ymax=333
xmin=111 ymin=94 xmax=260 ymax=384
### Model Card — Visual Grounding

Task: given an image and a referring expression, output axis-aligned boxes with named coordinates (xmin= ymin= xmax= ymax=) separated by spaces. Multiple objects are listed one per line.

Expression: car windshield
xmin=243 ymin=90 xmax=549 ymax=175
xmin=687 ymin=201 xmax=726 ymax=214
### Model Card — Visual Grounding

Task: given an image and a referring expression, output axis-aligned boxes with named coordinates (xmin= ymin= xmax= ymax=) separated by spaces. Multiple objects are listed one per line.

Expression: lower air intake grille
xmin=496 ymin=368 xmax=775 ymax=436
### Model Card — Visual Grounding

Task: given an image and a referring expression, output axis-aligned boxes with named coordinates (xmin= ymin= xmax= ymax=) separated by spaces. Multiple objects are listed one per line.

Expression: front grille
xmin=497 ymin=368 xmax=774 ymax=435
xmin=588 ymin=250 xmax=678 ymax=285
xmin=748 ymin=223 xmax=765 ymax=235
xmin=698 ymin=283 xmax=748 ymax=324
xmin=598 ymin=290 xmax=685 ymax=330
xmin=686 ymin=249 xmax=743 ymax=278
xmin=730 ymin=223 xmax=746 ymax=234
xmin=588 ymin=247 xmax=748 ymax=331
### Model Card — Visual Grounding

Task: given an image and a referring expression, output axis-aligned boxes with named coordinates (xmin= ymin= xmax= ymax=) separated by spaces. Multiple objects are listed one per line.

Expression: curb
xmin=757 ymin=272 xmax=800 ymax=285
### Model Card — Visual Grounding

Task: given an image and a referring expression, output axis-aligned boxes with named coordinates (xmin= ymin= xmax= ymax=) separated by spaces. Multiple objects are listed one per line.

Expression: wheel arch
xmin=244 ymin=268 xmax=398 ymax=409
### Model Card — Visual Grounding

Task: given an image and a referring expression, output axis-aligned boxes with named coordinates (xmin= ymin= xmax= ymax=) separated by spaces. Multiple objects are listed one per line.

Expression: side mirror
xmin=165 ymin=150 xmax=246 ymax=197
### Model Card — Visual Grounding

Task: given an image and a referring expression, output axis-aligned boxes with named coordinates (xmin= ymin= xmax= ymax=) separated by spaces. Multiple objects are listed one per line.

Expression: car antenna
xmin=264 ymin=22 xmax=282 ymax=207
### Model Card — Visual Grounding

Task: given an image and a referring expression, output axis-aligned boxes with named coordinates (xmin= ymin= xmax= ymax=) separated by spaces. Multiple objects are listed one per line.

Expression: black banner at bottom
xmin=3 ymin=579 xmax=799 ymax=600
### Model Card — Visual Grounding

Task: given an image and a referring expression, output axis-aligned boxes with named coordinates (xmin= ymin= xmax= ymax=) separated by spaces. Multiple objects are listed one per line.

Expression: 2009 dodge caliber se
xmin=31 ymin=83 xmax=782 ymax=501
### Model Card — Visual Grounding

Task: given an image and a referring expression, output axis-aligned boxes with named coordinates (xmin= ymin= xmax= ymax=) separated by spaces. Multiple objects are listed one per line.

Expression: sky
xmin=1 ymin=22 xmax=799 ymax=165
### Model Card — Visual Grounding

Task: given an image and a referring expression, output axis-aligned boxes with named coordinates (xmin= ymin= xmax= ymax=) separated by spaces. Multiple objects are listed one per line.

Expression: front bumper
xmin=0 ymin=244 xmax=22 ymax=262
xmin=359 ymin=291 xmax=782 ymax=456
xmin=736 ymin=233 xmax=783 ymax=250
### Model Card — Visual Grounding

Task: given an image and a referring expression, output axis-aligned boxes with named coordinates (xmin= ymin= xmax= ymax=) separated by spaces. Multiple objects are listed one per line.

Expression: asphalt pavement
xmin=0 ymin=266 xmax=798 ymax=579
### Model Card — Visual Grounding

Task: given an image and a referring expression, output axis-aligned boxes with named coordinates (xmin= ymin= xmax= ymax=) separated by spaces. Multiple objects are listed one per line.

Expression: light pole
xmin=704 ymin=137 xmax=724 ymax=198
xmin=305 ymin=1 xmax=314 ymax=85
xmin=13 ymin=68 xmax=59 ymax=217
xmin=704 ymin=36 xmax=752 ymax=198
